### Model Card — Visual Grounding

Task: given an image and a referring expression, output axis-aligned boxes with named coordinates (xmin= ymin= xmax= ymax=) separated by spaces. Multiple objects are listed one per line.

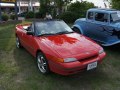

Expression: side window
xmin=110 ymin=15 xmax=113 ymax=22
xmin=27 ymin=24 xmax=34 ymax=32
xmin=88 ymin=12 xmax=94 ymax=20
xmin=28 ymin=26 xmax=32 ymax=31
xmin=95 ymin=13 xmax=108 ymax=22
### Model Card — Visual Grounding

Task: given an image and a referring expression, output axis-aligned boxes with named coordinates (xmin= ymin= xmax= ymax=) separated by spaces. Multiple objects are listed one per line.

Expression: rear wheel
xmin=73 ymin=27 xmax=81 ymax=34
xmin=36 ymin=52 xmax=50 ymax=74
xmin=16 ymin=36 xmax=22 ymax=48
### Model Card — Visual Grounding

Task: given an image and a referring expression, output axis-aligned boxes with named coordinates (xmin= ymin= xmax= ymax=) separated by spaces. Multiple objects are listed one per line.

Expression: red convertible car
xmin=15 ymin=20 xmax=106 ymax=75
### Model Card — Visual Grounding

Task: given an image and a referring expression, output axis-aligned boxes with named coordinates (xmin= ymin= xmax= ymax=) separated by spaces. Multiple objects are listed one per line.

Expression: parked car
xmin=17 ymin=12 xmax=27 ymax=17
xmin=72 ymin=8 xmax=120 ymax=46
xmin=15 ymin=20 xmax=106 ymax=75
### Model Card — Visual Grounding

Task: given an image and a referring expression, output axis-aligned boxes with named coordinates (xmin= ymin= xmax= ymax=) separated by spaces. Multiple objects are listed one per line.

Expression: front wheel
xmin=37 ymin=52 xmax=50 ymax=74
xmin=73 ymin=27 xmax=81 ymax=34
xmin=16 ymin=36 xmax=22 ymax=48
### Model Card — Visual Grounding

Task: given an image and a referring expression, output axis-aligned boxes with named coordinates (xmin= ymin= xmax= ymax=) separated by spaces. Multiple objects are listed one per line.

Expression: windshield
xmin=35 ymin=21 xmax=73 ymax=36
xmin=111 ymin=11 xmax=120 ymax=22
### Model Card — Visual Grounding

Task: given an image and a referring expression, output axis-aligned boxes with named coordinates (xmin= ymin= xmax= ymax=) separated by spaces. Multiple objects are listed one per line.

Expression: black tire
xmin=36 ymin=52 xmax=50 ymax=74
xmin=73 ymin=27 xmax=81 ymax=34
xmin=16 ymin=36 xmax=22 ymax=48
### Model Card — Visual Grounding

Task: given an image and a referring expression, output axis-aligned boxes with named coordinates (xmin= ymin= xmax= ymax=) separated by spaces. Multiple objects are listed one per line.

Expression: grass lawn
xmin=0 ymin=23 xmax=120 ymax=90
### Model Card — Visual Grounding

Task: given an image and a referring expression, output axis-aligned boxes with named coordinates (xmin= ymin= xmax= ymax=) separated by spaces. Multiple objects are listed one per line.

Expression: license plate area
xmin=87 ymin=62 xmax=97 ymax=71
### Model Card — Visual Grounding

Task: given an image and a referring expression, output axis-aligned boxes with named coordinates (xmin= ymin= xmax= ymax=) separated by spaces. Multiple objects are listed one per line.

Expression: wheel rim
xmin=37 ymin=54 xmax=47 ymax=73
xmin=16 ymin=37 xmax=20 ymax=48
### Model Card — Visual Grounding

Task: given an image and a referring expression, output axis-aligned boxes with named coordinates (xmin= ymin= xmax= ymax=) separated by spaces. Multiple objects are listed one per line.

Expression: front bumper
xmin=48 ymin=52 xmax=106 ymax=75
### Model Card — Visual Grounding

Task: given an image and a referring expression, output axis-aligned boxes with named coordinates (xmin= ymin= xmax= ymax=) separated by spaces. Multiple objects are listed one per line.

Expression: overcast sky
xmin=73 ymin=0 xmax=108 ymax=8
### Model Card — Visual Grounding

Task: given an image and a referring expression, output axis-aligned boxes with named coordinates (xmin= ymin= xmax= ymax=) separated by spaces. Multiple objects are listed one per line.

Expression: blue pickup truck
xmin=72 ymin=8 xmax=120 ymax=46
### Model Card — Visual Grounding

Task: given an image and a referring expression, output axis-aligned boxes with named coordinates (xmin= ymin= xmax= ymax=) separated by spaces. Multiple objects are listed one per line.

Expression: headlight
xmin=64 ymin=58 xmax=77 ymax=63
xmin=99 ymin=48 xmax=104 ymax=54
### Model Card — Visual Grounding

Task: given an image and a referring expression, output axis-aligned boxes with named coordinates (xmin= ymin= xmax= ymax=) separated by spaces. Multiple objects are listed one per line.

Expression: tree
xmin=39 ymin=0 xmax=50 ymax=6
xmin=68 ymin=1 xmax=95 ymax=17
xmin=39 ymin=0 xmax=50 ymax=17
xmin=104 ymin=0 xmax=111 ymax=8
xmin=111 ymin=0 xmax=120 ymax=10
xmin=55 ymin=0 xmax=73 ymax=14
xmin=59 ymin=1 xmax=95 ymax=23
xmin=39 ymin=0 xmax=73 ymax=16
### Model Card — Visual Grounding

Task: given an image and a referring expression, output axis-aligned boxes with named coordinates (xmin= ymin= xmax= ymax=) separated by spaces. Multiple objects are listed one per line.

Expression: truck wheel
xmin=73 ymin=27 xmax=81 ymax=34
xmin=36 ymin=52 xmax=50 ymax=74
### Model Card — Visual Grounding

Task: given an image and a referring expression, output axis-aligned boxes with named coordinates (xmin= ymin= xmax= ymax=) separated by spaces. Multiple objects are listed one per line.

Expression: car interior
xmin=95 ymin=13 xmax=108 ymax=22
xmin=88 ymin=12 xmax=94 ymax=20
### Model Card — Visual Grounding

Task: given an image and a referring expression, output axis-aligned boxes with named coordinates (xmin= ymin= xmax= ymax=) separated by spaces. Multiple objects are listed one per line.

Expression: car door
xmin=22 ymin=24 xmax=37 ymax=55
xmin=93 ymin=12 xmax=114 ymax=43
xmin=84 ymin=11 xmax=97 ymax=38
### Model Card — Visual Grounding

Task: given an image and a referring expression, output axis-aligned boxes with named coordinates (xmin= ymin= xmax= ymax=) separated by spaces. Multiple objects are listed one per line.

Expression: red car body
xmin=15 ymin=21 xmax=106 ymax=75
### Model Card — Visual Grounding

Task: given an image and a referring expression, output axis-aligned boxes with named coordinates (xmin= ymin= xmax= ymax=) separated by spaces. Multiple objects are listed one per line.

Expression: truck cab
xmin=73 ymin=8 xmax=120 ymax=46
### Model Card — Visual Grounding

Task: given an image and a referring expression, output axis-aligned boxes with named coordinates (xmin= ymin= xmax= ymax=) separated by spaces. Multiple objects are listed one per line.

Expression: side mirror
xmin=26 ymin=31 xmax=34 ymax=35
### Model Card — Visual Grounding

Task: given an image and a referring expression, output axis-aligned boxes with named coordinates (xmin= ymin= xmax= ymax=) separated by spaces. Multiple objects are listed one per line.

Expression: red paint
xmin=16 ymin=24 xmax=106 ymax=75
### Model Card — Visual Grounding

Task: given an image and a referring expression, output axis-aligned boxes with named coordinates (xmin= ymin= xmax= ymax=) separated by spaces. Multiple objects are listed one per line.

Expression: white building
xmin=0 ymin=0 xmax=40 ymax=13
xmin=17 ymin=0 xmax=40 ymax=13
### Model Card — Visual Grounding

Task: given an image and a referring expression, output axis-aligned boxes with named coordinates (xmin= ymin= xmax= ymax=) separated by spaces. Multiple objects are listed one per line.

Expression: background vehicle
xmin=17 ymin=12 xmax=27 ymax=17
xmin=15 ymin=20 xmax=106 ymax=75
xmin=73 ymin=8 xmax=120 ymax=46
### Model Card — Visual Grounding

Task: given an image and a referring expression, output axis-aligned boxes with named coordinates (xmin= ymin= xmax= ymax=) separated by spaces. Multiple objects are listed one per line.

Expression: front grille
xmin=79 ymin=54 xmax=98 ymax=62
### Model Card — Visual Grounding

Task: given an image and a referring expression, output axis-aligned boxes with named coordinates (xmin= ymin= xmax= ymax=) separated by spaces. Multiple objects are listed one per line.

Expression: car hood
xmin=39 ymin=33 xmax=99 ymax=57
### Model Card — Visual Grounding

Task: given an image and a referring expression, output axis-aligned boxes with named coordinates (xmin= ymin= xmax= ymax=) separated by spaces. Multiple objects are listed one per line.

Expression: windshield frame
xmin=110 ymin=11 xmax=120 ymax=23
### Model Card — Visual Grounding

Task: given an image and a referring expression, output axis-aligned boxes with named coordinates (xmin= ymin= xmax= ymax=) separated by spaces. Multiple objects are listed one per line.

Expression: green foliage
xmin=111 ymin=0 xmax=120 ymax=10
xmin=1 ymin=14 xmax=9 ymax=21
xmin=39 ymin=0 xmax=73 ymax=16
xmin=39 ymin=4 xmax=47 ymax=18
xmin=10 ymin=14 xmax=16 ymax=20
xmin=39 ymin=0 xmax=52 ymax=17
xmin=55 ymin=0 xmax=73 ymax=14
xmin=59 ymin=1 xmax=95 ymax=23
xmin=25 ymin=11 xmax=35 ymax=19
xmin=59 ymin=11 xmax=79 ymax=23
xmin=68 ymin=1 xmax=95 ymax=18
xmin=52 ymin=8 xmax=57 ymax=18
xmin=35 ymin=12 xmax=42 ymax=19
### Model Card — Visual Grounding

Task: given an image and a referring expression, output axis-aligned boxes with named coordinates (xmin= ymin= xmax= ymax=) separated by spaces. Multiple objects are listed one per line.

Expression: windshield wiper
xmin=37 ymin=33 xmax=55 ymax=36
xmin=37 ymin=31 xmax=74 ymax=36
xmin=56 ymin=31 xmax=74 ymax=35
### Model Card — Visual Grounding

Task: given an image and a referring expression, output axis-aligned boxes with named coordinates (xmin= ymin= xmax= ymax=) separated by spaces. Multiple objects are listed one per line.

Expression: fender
xmin=72 ymin=24 xmax=84 ymax=34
